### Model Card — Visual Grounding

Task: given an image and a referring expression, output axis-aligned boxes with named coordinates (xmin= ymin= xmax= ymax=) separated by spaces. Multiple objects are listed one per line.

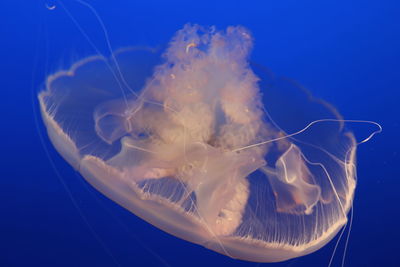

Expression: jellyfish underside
xmin=39 ymin=25 xmax=356 ymax=262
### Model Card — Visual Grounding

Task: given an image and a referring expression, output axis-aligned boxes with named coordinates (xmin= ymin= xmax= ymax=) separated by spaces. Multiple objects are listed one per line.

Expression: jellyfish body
xmin=39 ymin=25 xmax=356 ymax=262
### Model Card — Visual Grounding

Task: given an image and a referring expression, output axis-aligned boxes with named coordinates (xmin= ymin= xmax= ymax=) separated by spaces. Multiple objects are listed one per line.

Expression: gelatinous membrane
xmin=39 ymin=24 xmax=356 ymax=262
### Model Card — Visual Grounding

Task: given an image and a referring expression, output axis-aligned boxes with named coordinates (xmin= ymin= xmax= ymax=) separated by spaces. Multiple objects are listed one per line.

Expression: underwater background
xmin=1 ymin=0 xmax=399 ymax=266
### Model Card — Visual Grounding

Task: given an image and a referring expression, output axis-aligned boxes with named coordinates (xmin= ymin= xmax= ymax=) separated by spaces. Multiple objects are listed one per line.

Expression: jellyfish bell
xmin=38 ymin=24 xmax=358 ymax=262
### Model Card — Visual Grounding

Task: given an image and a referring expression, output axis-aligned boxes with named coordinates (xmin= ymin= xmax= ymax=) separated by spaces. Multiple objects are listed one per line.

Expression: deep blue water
xmin=1 ymin=0 xmax=399 ymax=266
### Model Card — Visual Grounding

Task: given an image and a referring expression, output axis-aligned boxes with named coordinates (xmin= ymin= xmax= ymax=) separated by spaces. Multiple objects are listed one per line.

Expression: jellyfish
xmin=38 ymin=24 xmax=358 ymax=262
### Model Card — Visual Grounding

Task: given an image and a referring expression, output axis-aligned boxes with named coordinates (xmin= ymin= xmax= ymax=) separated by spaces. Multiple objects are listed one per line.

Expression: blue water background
xmin=1 ymin=0 xmax=399 ymax=266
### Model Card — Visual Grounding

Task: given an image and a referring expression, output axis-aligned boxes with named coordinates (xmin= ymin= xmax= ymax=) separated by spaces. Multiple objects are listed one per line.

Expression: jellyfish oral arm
xmin=261 ymin=145 xmax=321 ymax=215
